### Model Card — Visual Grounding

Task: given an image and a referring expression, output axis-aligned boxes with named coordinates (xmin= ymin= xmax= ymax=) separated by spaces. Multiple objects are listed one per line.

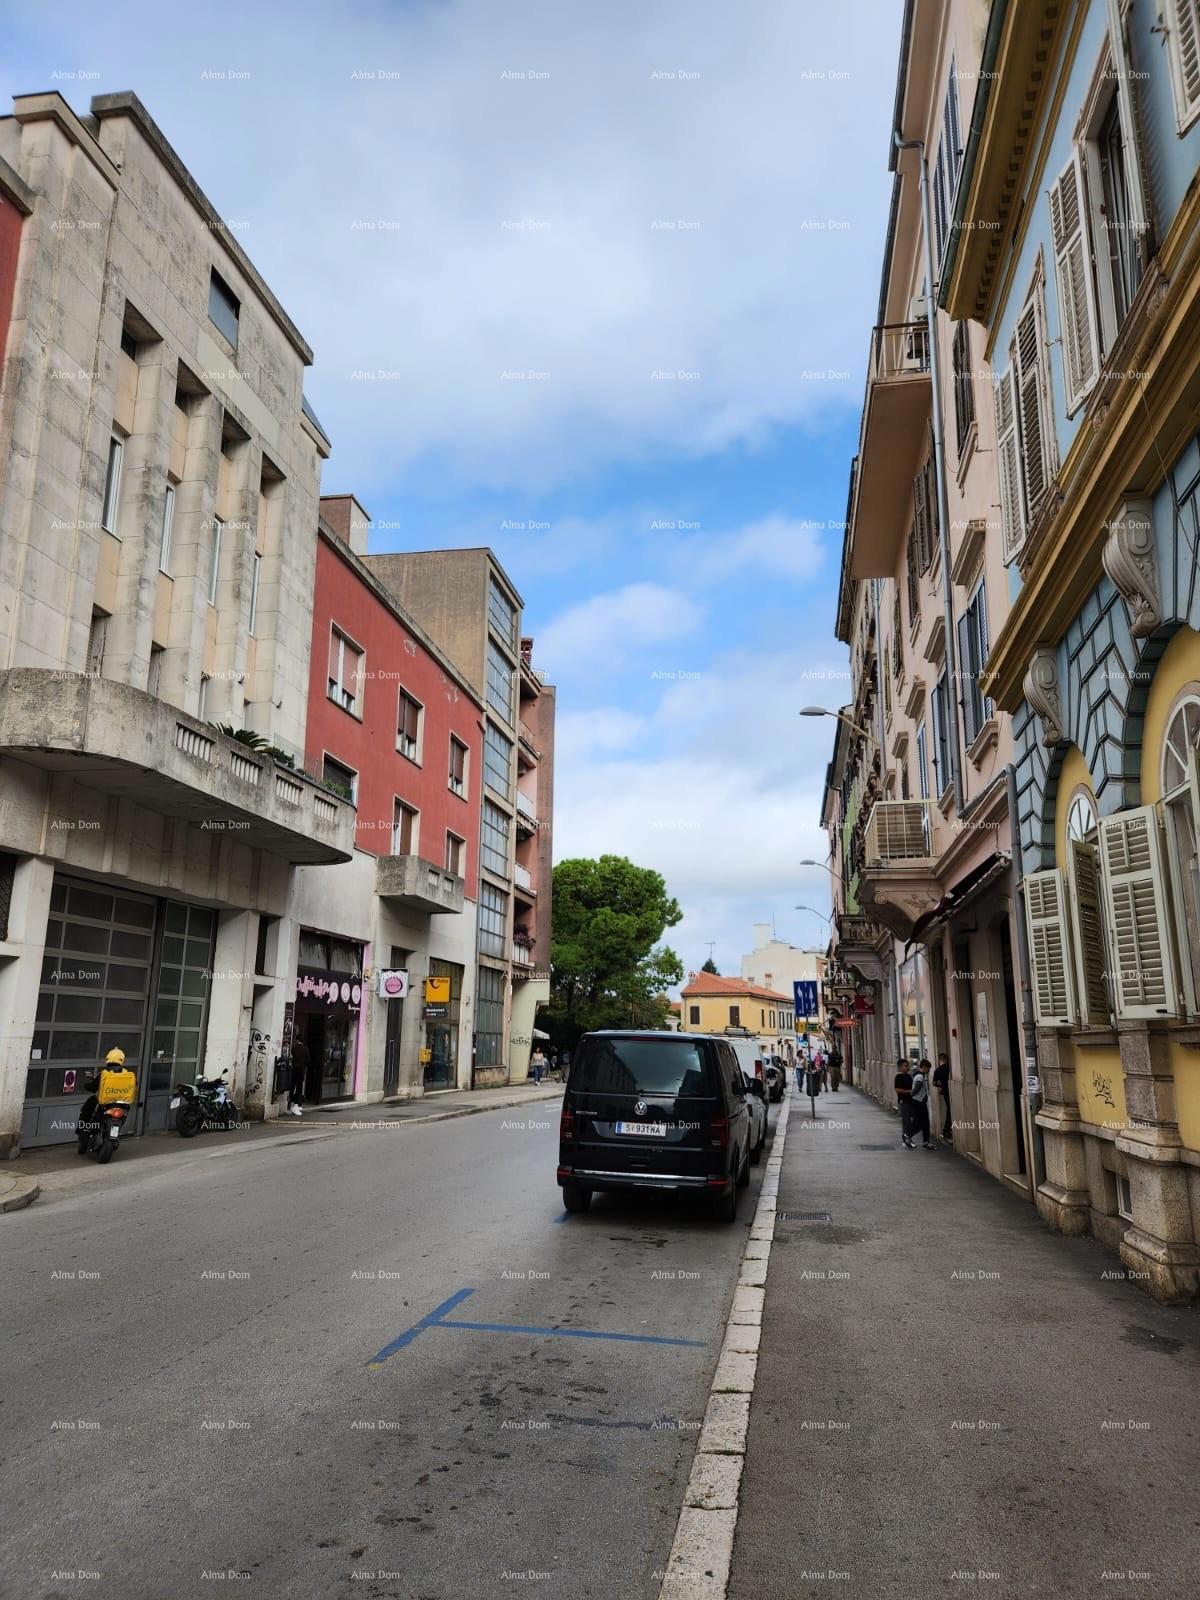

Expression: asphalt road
xmin=0 ymin=1100 xmax=774 ymax=1600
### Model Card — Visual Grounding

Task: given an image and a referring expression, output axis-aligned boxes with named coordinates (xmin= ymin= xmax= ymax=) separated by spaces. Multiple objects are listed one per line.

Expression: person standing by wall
xmin=288 ymin=1035 xmax=310 ymax=1118
xmin=932 ymin=1051 xmax=951 ymax=1140
xmin=828 ymin=1046 xmax=843 ymax=1092
xmin=530 ymin=1045 xmax=546 ymax=1085
xmin=894 ymin=1057 xmax=914 ymax=1148
xmin=910 ymin=1058 xmax=933 ymax=1150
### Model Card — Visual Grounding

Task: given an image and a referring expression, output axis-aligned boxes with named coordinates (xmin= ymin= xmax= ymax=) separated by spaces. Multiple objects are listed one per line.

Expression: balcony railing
xmin=514 ymin=863 xmax=534 ymax=891
xmin=869 ymin=320 xmax=930 ymax=382
xmin=512 ymin=941 xmax=535 ymax=967
xmin=863 ymin=800 xmax=934 ymax=866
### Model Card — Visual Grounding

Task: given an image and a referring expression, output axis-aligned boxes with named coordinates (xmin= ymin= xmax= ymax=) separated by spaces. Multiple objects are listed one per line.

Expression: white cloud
xmin=536 ymin=582 xmax=704 ymax=675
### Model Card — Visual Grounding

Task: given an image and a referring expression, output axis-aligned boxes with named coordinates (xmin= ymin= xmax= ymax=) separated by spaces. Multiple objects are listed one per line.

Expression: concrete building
xmin=740 ymin=924 xmax=826 ymax=1044
xmin=362 ymin=549 xmax=555 ymax=1084
xmin=826 ymin=0 xmax=1038 ymax=1200
xmin=0 ymin=91 xmax=354 ymax=1152
xmin=680 ymin=972 xmax=797 ymax=1065
xmin=288 ymin=497 xmax=483 ymax=1103
xmin=940 ymin=0 xmax=1200 ymax=1300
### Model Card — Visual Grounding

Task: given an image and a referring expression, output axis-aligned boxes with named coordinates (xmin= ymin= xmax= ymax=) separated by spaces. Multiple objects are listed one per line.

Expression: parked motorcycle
xmin=171 ymin=1071 xmax=240 ymax=1137
xmin=764 ymin=1061 xmax=786 ymax=1103
xmin=76 ymin=1051 xmax=137 ymax=1163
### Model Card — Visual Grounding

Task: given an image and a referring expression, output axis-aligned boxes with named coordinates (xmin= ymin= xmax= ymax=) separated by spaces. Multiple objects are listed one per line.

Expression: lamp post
xmin=799 ymin=706 xmax=879 ymax=748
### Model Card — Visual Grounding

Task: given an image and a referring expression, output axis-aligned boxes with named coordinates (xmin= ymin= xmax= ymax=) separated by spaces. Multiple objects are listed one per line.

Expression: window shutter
xmin=1066 ymin=840 xmax=1111 ymax=1027
xmin=328 ymin=629 xmax=341 ymax=688
xmin=925 ymin=455 xmax=939 ymax=564
xmin=994 ymin=366 xmax=1024 ymax=561
xmin=1014 ymin=301 xmax=1050 ymax=519
xmin=977 ymin=586 xmax=993 ymax=719
xmin=1024 ymin=869 xmax=1077 ymax=1026
xmin=912 ymin=468 xmax=928 ymax=574
xmin=1049 ymin=152 xmax=1101 ymax=410
xmin=1098 ymin=807 xmax=1180 ymax=1019
xmin=933 ymin=140 xmax=948 ymax=261
xmin=1105 ymin=0 xmax=1149 ymax=240
xmin=957 ymin=611 xmax=977 ymax=747
xmin=1168 ymin=0 xmax=1200 ymax=123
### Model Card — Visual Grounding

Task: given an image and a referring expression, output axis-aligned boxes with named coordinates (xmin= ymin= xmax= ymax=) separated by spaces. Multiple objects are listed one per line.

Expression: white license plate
xmin=169 ymin=1097 xmax=181 ymax=1109
xmin=109 ymin=1125 xmax=120 ymax=1139
xmin=615 ymin=1121 xmax=667 ymax=1137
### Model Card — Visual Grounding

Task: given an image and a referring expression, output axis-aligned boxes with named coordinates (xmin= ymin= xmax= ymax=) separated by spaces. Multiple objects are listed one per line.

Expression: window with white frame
xmin=445 ymin=831 xmax=465 ymax=876
xmin=1160 ymin=691 xmax=1200 ymax=1015
xmin=1115 ymin=1171 xmax=1134 ymax=1221
xmin=102 ymin=436 xmax=124 ymax=533
xmin=392 ymin=798 xmax=418 ymax=857
xmin=322 ymin=753 xmax=357 ymax=804
xmin=956 ymin=581 xmax=994 ymax=747
xmin=328 ymin=627 xmax=364 ymax=716
xmin=481 ymin=800 xmax=511 ymax=879
xmin=1163 ymin=0 xmax=1200 ymax=133
xmin=994 ymin=265 xmax=1056 ymax=563
xmin=207 ymin=519 xmax=223 ymax=605
xmin=397 ymin=688 xmax=422 ymax=759
xmin=159 ymin=483 xmax=176 ymax=574
xmin=449 ymin=735 xmax=468 ymax=797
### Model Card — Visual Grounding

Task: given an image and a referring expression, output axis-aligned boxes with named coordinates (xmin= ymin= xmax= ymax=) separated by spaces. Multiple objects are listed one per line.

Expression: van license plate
xmin=615 ymin=1121 xmax=666 ymax=1137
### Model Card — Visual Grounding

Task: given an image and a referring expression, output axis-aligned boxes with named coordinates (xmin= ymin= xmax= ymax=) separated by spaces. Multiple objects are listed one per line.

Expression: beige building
xmin=680 ymin=972 xmax=796 ymax=1065
xmin=740 ymin=924 xmax=824 ymax=1050
xmin=0 ymin=91 xmax=355 ymax=1151
xmin=826 ymin=0 xmax=1039 ymax=1197
xmin=363 ymin=549 xmax=555 ymax=1084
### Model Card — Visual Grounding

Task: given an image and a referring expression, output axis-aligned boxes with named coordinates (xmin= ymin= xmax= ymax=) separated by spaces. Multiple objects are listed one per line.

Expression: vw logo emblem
xmin=634 ymin=1099 xmax=648 ymax=1117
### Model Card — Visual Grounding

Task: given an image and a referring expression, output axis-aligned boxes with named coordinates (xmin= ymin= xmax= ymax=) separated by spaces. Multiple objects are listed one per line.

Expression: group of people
xmin=529 ymin=1045 xmax=569 ymax=1084
xmin=894 ymin=1052 xmax=951 ymax=1148
xmin=799 ymin=1045 xmax=843 ymax=1095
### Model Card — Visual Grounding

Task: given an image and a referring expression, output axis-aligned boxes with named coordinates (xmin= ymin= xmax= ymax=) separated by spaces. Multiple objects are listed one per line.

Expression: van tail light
xmin=710 ymin=1115 xmax=729 ymax=1151
xmin=559 ymin=1107 xmax=575 ymax=1141
xmin=754 ymin=1061 xmax=764 ymax=1079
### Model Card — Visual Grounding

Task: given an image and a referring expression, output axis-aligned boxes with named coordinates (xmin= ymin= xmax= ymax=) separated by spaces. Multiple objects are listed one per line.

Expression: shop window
xmin=1160 ymin=693 xmax=1200 ymax=1015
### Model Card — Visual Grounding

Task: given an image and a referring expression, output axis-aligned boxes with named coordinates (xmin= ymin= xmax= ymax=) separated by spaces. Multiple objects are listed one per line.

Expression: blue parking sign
xmin=793 ymin=980 xmax=818 ymax=1020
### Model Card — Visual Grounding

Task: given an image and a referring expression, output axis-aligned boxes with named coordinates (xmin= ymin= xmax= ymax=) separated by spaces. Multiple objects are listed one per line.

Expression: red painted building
xmin=306 ymin=498 xmax=482 ymax=896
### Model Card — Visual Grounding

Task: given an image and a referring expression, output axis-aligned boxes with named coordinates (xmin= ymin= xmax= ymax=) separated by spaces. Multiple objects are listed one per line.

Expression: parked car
xmin=741 ymin=1070 xmax=768 ymax=1163
xmin=557 ymin=1031 xmax=753 ymax=1222
xmin=764 ymin=1058 xmax=787 ymax=1102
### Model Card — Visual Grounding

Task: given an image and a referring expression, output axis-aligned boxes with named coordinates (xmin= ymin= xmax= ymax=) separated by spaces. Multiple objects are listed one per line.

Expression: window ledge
xmin=966 ymin=716 xmax=999 ymax=769
xmin=954 ymin=420 xmax=978 ymax=490
xmin=1072 ymin=1028 xmax=1118 ymax=1049
xmin=1175 ymin=1025 xmax=1200 ymax=1050
xmin=328 ymin=695 xmax=363 ymax=723
xmin=937 ymin=784 xmax=955 ymax=819
xmin=396 ymin=748 xmax=422 ymax=767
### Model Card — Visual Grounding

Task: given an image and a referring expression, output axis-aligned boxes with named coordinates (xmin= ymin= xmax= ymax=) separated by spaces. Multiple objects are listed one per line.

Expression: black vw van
xmin=556 ymin=1031 xmax=758 ymax=1222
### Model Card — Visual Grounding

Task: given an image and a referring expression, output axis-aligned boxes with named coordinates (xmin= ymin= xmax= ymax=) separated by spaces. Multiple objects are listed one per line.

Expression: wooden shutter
xmin=957 ymin=611 xmax=977 ymax=747
xmin=1098 ymin=807 xmax=1180 ymax=1019
xmin=1013 ymin=300 xmax=1050 ymax=519
xmin=1066 ymin=840 xmax=1111 ymax=1027
xmin=1025 ymin=869 xmax=1077 ymax=1026
xmin=912 ymin=468 xmax=928 ymax=574
xmin=925 ymin=455 xmax=939 ymax=563
xmin=994 ymin=365 xmax=1024 ymax=561
xmin=1169 ymin=0 xmax=1200 ymax=123
xmin=1049 ymin=152 xmax=1101 ymax=410
xmin=977 ymin=585 xmax=992 ymax=719
xmin=1105 ymin=0 xmax=1149 ymax=239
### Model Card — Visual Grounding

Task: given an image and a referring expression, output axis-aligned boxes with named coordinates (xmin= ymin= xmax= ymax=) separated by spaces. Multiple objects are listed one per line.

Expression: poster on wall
xmin=377 ymin=969 xmax=409 ymax=999
xmin=975 ymin=989 xmax=992 ymax=1076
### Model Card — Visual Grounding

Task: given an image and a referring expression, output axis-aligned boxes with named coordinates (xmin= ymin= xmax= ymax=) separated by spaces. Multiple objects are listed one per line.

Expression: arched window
xmin=1161 ymin=690 xmax=1200 ymax=1015
xmin=1066 ymin=787 xmax=1098 ymax=845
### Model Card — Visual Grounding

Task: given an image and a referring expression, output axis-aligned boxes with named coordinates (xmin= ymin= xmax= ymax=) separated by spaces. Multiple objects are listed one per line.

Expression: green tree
xmin=700 ymin=956 xmax=719 ymax=974
xmin=549 ymin=856 xmax=683 ymax=1038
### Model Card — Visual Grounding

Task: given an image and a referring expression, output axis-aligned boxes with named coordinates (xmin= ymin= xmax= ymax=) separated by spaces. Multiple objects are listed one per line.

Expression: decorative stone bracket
xmin=1102 ymin=496 xmax=1160 ymax=639
xmin=1023 ymin=646 xmax=1063 ymax=748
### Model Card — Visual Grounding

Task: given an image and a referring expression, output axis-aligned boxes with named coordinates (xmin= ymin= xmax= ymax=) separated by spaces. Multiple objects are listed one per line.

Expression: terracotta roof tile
xmin=680 ymin=971 xmax=793 ymax=1004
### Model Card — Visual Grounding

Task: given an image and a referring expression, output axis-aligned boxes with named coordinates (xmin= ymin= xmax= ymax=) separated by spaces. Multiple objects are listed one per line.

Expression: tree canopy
xmin=548 ymin=855 xmax=683 ymax=1038
xmin=700 ymin=956 xmax=719 ymax=974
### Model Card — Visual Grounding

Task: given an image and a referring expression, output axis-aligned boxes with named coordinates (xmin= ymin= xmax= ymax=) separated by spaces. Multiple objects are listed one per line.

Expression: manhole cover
xmin=778 ymin=1210 xmax=832 ymax=1223
xmin=859 ymin=1143 xmax=895 ymax=1150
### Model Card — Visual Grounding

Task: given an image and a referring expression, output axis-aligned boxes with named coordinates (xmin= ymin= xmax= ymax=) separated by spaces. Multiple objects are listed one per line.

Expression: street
xmin=0 ymin=1099 xmax=775 ymax=1600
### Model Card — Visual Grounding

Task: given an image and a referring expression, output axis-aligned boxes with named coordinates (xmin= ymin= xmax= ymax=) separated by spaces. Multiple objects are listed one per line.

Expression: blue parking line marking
xmin=553 ymin=1211 xmax=571 ymax=1223
xmin=367 ymin=1286 xmax=476 ymax=1366
xmin=438 ymin=1318 xmax=705 ymax=1348
xmin=368 ymin=1286 xmax=706 ymax=1365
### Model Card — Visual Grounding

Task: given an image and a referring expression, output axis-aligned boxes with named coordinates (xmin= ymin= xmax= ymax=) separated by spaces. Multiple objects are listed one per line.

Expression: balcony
xmin=511 ymin=941 xmax=535 ymax=969
xmin=858 ymin=800 xmax=940 ymax=941
xmin=376 ymin=853 xmax=465 ymax=915
xmin=0 ymin=668 xmax=355 ymax=864
xmin=848 ymin=321 xmax=932 ymax=580
xmin=513 ymin=862 xmax=536 ymax=897
xmin=517 ymin=723 xmax=540 ymax=771
xmin=515 ymin=789 xmax=540 ymax=836
xmin=833 ymin=911 xmax=889 ymax=984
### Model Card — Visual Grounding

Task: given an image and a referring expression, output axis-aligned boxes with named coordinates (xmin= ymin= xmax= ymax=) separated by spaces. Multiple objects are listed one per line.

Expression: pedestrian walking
xmin=894 ymin=1057 xmax=914 ymax=1147
xmin=911 ymin=1058 xmax=933 ymax=1149
xmin=828 ymin=1046 xmax=843 ymax=1091
xmin=288 ymin=1034 xmax=310 ymax=1117
xmin=933 ymin=1051 xmax=952 ymax=1138
xmin=530 ymin=1045 xmax=546 ymax=1084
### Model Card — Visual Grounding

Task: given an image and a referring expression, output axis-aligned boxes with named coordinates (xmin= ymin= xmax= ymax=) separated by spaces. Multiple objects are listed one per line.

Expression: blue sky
xmin=5 ymin=0 xmax=902 ymax=977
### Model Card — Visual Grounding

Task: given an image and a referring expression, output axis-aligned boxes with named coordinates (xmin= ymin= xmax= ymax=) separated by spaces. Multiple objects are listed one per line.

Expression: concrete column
xmin=1035 ymin=1027 xmax=1092 ymax=1235
xmin=206 ymin=907 xmax=256 ymax=1099
xmin=209 ymin=438 xmax=261 ymax=729
xmin=0 ymin=856 xmax=55 ymax=1158
xmin=162 ymin=392 xmax=221 ymax=716
xmin=399 ymin=949 xmax=431 ymax=1097
xmin=1115 ymin=1022 xmax=1200 ymax=1301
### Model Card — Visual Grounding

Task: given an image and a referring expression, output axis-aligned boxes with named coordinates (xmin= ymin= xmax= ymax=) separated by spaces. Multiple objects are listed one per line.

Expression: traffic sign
xmin=793 ymin=980 xmax=818 ymax=1020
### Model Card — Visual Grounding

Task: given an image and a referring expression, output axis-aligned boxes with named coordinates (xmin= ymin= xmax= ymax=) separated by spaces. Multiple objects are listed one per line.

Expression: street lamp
xmin=799 ymin=706 xmax=879 ymax=746
xmin=794 ymin=904 xmax=832 ymax=923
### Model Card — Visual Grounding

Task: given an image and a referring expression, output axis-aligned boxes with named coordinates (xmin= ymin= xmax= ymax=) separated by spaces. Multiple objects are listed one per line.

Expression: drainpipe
xmin=1005 ymin=761 xmax=1046 ymax=1198
xmin=893 ymin=130 xmax=964 ymax=817
xmin=872 ymin=578 xmax=904 ymax=1065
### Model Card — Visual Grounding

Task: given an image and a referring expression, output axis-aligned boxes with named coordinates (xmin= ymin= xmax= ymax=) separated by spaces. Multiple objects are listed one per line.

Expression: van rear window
xmin=571 ymin=1038 xmax=715 ymax=1097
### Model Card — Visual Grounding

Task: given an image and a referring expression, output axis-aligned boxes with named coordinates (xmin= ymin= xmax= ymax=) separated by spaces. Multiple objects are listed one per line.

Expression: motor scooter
xmin=76 ymin=1071 xmax=135 ymax=1164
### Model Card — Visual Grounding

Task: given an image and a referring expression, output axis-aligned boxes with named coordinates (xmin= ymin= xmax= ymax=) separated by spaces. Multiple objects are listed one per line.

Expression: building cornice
xmin=985 ymin=181 xmax=1200 ymax=710
xmin=9 ymin=92 xmax=120 ymax=188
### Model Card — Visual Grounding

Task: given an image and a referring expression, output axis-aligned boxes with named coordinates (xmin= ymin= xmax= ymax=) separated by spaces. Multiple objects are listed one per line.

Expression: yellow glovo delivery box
xmin=97 ymin=1066 xmax=137 ymax=1105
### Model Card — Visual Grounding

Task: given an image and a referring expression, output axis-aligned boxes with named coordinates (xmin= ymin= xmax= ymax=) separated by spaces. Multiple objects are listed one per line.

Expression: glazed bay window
xmin=397 ymin=688 xmax=422 ymax=760
xmin=449 ymin=736 xmax=468 ymax=797
xmin=208 ymin=267 xmax=240 ymax=346
xmin=479 ymin=882 xmax=508 ymax=958
xmin=484 ymin=722 xmax=513 ymax=800
xmin=486 ymin=640 xmax=515 ymax=724
xmin=481 ymin=800 xmax=511 ymax=879
xmin=488 ymin=577 xmax=517 ymax=648
xmin=1161 ymin=694 xmax=1200 ymax=1015
xmin=328 ymin=627 xmax=364 ymax=716
xmin=102 ymin=435 xmax=124 ymax=533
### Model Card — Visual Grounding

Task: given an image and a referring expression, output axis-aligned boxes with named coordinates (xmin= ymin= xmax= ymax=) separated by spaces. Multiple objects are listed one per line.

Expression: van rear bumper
xmin=558 ymin=1166 xmax=724 ymax=1194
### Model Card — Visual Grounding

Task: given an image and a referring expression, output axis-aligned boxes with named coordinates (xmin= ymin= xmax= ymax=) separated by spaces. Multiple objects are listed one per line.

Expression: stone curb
xmin=658 ymin=1094 xmax=791 ymax=1600
xmin=0 ymin=1173 xmax=42 ymax=1213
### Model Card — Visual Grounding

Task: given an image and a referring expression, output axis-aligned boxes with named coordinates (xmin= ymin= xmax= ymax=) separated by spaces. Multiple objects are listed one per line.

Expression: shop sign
xmin=377 ymin=969 xmax=410 ymax=1000
xmin=835 ymin=1017 xmax=857 ymax=1029
xmin=853 ymin=993 xmax=876 ymax=1015
xmin=296 ymin=970 xmax=363 ymax=1011
xmin=424 ymin=1004 xmax=449 ymax=1020
xmin=419 ymin=1048 xmax=432 ymax=1064
xmin=424 ymin=976 xmax=451 ymax=1004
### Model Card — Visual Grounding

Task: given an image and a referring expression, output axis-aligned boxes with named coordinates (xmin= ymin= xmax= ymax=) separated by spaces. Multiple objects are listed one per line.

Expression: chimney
xmin=320 ymin=493 xmax=372 ymax=557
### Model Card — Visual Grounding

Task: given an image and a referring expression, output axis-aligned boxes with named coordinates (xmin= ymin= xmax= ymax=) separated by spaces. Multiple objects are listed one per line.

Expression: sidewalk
xmin=6 ymin=1081 xmax=563 ymax=1204
xmin=728 ymin=1084 xmax=1200 ymax=1599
